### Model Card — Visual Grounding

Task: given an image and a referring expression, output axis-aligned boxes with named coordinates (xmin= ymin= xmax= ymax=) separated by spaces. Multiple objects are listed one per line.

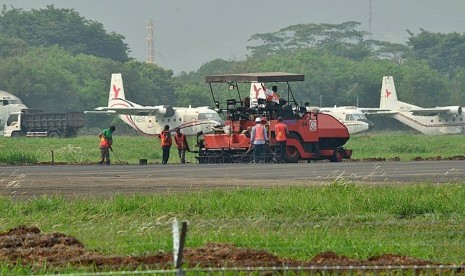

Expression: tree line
xmin=1 ymin=5 xmax=465 ymax=131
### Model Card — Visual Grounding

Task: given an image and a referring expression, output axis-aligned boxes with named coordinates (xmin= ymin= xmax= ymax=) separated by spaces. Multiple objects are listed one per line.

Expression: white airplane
xmin=370 ymin=76 xmax=465 ymax=135
xmin=247 ymin=82 xmax=372 ymax=134
xmin=85 ymin=73 xmax=223 ymax=136
xmin=318 ymin=106 xmax=373 ymax=134
xmin=0 ymin=90 xmax=28 ymax=134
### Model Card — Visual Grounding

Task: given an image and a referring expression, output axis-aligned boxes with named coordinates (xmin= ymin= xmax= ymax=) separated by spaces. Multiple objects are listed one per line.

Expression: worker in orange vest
xmin=158 ymin=125 xmax=172 ymax=164
xmin=174 ymin=127 xmax=190 ymax=164
xmin=250 ymin=117 xmax=268 ymax=163
xmin=98 ymin=125 xmax=115 ymax=165
xmin=274 ymin=117 xmax=289 ymax=163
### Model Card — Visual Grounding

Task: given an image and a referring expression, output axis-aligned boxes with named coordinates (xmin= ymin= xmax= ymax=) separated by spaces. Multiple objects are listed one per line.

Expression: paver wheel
xmin=285 ymin=146 xmax=300 ymax=163
xmin=330 ymin=147 xmax=344 ymax=162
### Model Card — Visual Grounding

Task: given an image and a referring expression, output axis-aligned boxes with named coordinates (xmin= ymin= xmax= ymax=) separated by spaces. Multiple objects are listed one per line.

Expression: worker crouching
xmin=98 ymin=125 xmax=115 ymax=165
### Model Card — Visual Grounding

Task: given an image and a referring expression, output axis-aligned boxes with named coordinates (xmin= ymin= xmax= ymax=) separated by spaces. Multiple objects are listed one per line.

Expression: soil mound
xmin=0 ymin=226 xmax=442 ymax=270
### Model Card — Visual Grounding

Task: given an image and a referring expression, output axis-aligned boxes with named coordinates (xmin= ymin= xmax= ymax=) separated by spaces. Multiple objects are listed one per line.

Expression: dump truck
xmin=4 ymin=109 xmax=85 ymax=138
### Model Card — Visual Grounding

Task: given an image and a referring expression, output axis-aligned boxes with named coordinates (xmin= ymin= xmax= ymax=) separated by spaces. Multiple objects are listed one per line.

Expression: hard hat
xmin=255 ymin=117 xmax=261 ymax=123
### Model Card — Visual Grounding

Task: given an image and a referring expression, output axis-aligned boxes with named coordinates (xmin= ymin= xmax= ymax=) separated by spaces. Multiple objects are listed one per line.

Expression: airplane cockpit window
xmin=345 ymin=114 xmax=355 ymax=121
xmin=198 ymin=112 xmax=222 ymax=122
xmin=353 ymin=113 xmax=368 ymax=120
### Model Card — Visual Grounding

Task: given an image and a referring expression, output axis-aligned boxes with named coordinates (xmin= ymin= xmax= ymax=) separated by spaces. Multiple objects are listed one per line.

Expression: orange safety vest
xmin=254 ymin=124 xmax=265 ymax=142
xmin=275 ymin=123 xmax=288 ymax=142
xmin=174 ymin=133 xmax=187 ymax=149
xmin=160 ymin=131 xmax=172 ymax=147
xmin=99 ymin=136 xmax=109 ymax=148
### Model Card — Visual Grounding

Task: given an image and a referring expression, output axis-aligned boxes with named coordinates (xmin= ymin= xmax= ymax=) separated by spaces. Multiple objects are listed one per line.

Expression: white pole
xmin=172 ymin=218 xmax=180 ymax=266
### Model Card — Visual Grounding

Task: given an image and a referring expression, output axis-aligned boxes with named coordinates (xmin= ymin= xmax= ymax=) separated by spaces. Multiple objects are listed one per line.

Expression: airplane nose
xmin=359 ymin=119 xmax=374 ymax=127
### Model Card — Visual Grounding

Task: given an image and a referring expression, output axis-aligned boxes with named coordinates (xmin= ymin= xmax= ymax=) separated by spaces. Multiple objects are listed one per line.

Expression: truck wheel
xmin=48 ymin=131 xmax=60 ymax=138
xmin=285 ymin=146 xmax=300 ymax=163
xmin=330 ymin=148 xmax=344 ymax=162
xmin=11 ymin=131 xmax=21 ymax=138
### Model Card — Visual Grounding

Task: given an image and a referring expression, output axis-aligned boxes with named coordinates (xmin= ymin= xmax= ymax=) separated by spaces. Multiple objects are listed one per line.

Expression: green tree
xmin=122 ymin=61 xmax=175 ymax=105
xmin=369 ymin=40 xmax=411 ymax=65
xmin=0 ymin=46 xmax=79 ymax=112
xmin=408 ymin=29 xmax=465 ymax=75
xmin=0 ymin=33 xmax=28 ymax=58
xmin=247 ymin=21 xmax=371 ymax=60
xmin=399 ymin=60 xmax=450 ymax=107
xmin=0 ymin=5 xmax=129 ymax=62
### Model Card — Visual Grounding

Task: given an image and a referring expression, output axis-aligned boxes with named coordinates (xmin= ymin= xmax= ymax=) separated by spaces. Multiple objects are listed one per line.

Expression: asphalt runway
xmin=1 ymin=160 xmax=465 ymax=199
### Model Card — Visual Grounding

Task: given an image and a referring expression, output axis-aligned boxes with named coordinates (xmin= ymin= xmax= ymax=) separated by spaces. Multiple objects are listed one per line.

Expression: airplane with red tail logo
xmin=365 ymin=76 xmax=465 ymax=135
xmin=85 ymin=73 xmax=223 ymax=136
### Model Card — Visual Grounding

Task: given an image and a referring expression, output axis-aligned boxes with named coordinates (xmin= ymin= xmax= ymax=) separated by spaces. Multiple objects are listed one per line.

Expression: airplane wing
xmin=84 ymin=106 xmax=171 ymax=116
xmin=358 ymin=106 xmax=462 ymax=116
xmin=358 ymin=108 xmax=396 ymax=115
xmin=409 ymin=106 xmax=462 ymax=116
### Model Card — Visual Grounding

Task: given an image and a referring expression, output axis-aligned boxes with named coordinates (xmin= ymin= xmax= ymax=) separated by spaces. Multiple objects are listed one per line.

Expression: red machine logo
xmin=309 ymin=120 xmax=317 ymax=131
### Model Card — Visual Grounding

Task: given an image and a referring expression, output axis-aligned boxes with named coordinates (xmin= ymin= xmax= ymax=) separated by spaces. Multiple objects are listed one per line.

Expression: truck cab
xmin=4 ymin=112 xmax=21 ymax=137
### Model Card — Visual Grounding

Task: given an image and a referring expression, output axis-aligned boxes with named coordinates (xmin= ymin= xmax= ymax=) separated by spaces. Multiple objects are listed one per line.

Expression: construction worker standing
xmin=98 ymin=125 xmax=115 ymax=165
xmin=274 ymin=117 xmax=289 ymax=163
xmin=174 ymin=127 xmax=190 ymax=164
xmin=250 ymin=117 xmax=268 ymax=163
xmin=158 ymin=125 xmax=172 ymax=164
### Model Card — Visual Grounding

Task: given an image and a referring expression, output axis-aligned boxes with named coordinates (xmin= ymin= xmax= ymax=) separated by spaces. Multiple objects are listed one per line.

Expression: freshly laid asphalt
xmin=1 ymin=160 xmax=464 ymax=199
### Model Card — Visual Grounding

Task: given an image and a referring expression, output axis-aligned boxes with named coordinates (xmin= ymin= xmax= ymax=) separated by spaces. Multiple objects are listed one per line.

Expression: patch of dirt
xmin=413 ymin=155 xmax=465 ymax=161
xmin=0 ymin=226 xmax=453 ymax=272
xmin=348 ymin=155 xmax=465 ymax=162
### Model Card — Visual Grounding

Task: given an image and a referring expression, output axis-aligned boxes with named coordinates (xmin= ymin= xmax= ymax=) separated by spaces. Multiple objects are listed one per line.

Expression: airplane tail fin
xmin=249 ymin=82 xmax=264 ymax=106
xmin=108 ymin=73 xmax=126 ymax=107
xmin=249 ymin=82 xmax=279 ymax=106
xmin=380 ymin=76 xmax=399 ymax=110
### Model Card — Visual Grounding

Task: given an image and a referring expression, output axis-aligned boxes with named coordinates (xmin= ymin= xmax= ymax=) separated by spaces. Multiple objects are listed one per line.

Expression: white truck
xmin=4 ymin=110 xmax=85 ymax=138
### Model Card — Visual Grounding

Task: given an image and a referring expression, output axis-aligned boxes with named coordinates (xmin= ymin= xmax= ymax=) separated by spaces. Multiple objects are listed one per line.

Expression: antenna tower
xmin=146 ymin=20 xmax=155 ymax=64
xmin=368 ymin=0 xmax=373 ymax=40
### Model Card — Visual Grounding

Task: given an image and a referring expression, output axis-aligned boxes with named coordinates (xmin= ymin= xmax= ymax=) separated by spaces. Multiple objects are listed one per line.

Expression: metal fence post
xmin=172 ymin=218 xmax=188 ymax=276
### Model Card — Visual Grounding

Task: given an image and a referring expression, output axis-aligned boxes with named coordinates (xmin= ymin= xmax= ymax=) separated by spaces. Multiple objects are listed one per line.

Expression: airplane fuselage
xmin=318 ymin=107 xmax=372 ymax=135
xmin=118 ymin=107 xmax=222 ymax=136
xmin=377 ymin=76 xmax=465 ymax=135
xmin=390 ymin=112 xmax=465 ymax=135
xmin=88 ymin=73 xmax=223 ymax=136
xmin=341 ymin=121 xmax=370 ymax=135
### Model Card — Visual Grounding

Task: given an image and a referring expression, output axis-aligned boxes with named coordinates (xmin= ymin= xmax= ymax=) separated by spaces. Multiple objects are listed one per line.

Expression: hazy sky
xmin=3 ymin=0 xmax=465 ymax=74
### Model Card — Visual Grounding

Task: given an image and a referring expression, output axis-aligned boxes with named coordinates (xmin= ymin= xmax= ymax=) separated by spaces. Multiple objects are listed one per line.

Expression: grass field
xmin=346 ymin=132 xmax=465 ymax=161
xmin=0 ymin=132 xmax=464 ymax=165
xmin=0 ymin=135 xmax=188 ymax=165
xmin=0 ymin=184 xmax=464 ymax=272
xmin=0 ymin=132 xmax=465 ymax=273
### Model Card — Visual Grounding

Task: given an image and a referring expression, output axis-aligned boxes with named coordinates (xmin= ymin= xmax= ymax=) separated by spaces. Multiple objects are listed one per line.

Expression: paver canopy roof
xmin=206 ymin=72 xmax=305 ymax=83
